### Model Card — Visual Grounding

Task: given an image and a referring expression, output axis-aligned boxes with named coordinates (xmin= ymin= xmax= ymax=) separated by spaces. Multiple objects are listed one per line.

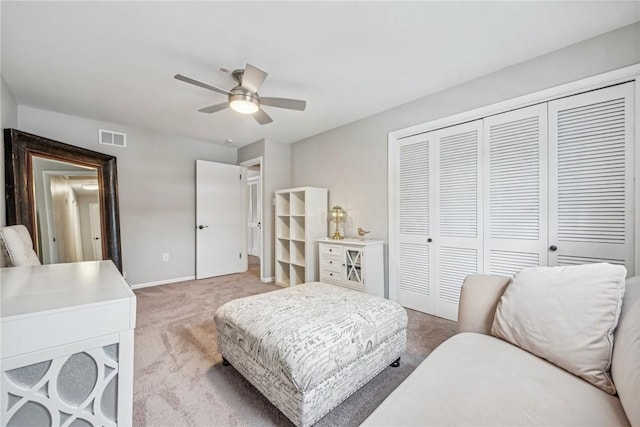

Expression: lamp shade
xmin=329 ymin=206 xmax=346 ymax=223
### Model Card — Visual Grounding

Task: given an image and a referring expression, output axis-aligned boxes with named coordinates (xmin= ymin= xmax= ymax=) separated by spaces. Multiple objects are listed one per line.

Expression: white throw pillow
xmin=491 ymin=263 xmax=626 ymax=394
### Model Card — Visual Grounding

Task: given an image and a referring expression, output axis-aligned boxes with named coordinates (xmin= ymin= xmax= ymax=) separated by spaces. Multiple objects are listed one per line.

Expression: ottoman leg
xmin=390 ymin=357 xmax=401 ymax=368
xmin=222 ymin=357 xmax=231 ymax=366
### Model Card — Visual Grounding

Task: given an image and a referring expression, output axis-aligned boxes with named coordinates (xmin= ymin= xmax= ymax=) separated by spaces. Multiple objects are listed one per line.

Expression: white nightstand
xmin=1 ymin=261 xmax=136 ymax=426
xmin=318 ymin=238 xmax=385 ymax=298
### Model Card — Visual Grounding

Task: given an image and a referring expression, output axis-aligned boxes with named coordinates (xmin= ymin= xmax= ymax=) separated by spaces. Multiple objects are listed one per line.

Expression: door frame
xmin=247 ymin=175 xmax=261 ymax=257
xmin=239 ymin=156 xmax=265 ymax=281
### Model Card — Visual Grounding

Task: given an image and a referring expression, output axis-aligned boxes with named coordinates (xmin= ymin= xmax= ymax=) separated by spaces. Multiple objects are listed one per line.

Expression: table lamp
xmin=329 ymin=205 xmax=346 ymax=240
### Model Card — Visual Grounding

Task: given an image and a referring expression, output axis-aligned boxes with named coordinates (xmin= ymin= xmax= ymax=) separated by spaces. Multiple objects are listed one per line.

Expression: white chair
xmin=0 ymin=225 xmax=42 ymax=267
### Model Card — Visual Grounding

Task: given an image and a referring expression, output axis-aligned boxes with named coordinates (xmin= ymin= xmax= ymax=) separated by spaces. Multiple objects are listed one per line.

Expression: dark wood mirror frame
xmin=4 ymin=129 xmax=122 ymax=272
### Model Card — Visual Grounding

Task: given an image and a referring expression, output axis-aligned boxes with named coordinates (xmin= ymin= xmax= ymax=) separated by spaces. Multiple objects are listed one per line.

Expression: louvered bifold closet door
xmin=395 ymin=133 xmax=435 ymax=314
xmin=548 ymin=82 xmax=635 ymax=274
xmin=483 ymin=104 xmax=548 ymax=276
xmin=433 ymin=120 xmax=483 ymax=321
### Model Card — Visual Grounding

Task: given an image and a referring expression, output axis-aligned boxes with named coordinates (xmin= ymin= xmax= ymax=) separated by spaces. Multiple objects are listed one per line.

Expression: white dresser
xmin=318 ymin=238 xmax=385 ymax=298
xmin=0 ymin=261 xmax=136 ymax=427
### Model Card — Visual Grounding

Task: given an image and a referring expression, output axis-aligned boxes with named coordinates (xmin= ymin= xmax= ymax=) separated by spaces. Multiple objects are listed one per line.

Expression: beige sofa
xmin=364 ymin=273 xmax=639 ymax=426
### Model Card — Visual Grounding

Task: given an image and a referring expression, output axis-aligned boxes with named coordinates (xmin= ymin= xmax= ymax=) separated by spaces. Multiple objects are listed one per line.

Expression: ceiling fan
xmin=174 ymin=63 xmax=306 ymax=125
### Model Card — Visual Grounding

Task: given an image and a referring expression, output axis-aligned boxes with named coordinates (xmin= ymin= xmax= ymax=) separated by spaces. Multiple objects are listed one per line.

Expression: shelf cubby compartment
xmin=290 ymin=216 xmax=305 ymax=241
xmin=291 ymin=264 xmax=306 ymax=286
xmin=276 ymin=238 xmax=291 ymax=262
xmin=275 ymin=192 xmax=290 ymax=216
xmin=290 ymin=240 xmax=306 ymax=266
xmin=276 ymin=216 xmax=290 ymax=238
xmin=276 ymin=260 xmax=291 ymax=287
xmin=290 ymin=191 xmax=306 ymax=216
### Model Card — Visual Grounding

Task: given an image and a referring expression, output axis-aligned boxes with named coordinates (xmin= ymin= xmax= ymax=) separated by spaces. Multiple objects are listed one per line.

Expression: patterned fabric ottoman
xmin=214 ymin=282 xmax=408 ymax=427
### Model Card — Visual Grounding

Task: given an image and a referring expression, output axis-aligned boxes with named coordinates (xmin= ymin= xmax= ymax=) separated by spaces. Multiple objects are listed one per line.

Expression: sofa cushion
xmin=491 ymin=263 xmax=626 ymax=394
xmin=362 ymin=333 xmax=629 ymax=427
xmin=612 ymin=276 xmax=640 ymax=426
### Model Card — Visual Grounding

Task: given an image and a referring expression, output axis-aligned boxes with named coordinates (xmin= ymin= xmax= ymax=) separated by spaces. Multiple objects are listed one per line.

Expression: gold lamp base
xmin=332 ymin=229 xmax=344 ymax=240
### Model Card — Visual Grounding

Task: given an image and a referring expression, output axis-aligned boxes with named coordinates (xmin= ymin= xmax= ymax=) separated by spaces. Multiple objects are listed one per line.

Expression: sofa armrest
xmin=457 ymin=274 xmax=511 ymax=335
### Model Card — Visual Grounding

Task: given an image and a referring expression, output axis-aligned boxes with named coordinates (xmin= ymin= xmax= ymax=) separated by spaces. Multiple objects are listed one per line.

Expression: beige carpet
xmin=132 ymin=270 xmax=457 ymax=426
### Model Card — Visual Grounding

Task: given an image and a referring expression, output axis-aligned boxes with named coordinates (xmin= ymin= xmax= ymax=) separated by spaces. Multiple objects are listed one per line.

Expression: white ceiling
xmin=2 ymin=2 xmax=639 ymax=148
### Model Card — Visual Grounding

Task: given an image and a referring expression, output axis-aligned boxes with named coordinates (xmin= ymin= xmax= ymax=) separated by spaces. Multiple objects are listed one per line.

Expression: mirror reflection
xmin=32 ymin=156 xmax=103 ymax=264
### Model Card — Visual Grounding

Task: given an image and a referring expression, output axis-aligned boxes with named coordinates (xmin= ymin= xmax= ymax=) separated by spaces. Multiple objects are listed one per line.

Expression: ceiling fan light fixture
xmin=175 ymin=64 xmax=306 ymax=125
xmin=229 ymin=92 xmax=260 ymax=114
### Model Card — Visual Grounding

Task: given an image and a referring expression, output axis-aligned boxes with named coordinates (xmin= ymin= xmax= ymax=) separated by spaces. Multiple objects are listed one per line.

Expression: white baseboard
xmin=130 ymin=276 xmax=196 ymax=289
xmin=261 ymin=276 xmax=275 ymax=283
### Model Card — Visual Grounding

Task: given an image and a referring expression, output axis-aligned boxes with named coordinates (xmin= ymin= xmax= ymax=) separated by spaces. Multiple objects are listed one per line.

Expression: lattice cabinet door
xmin=344 ymin=248 xmax=363 ymax=285
xmin=1 ymin=332 xmax=134 ymax=427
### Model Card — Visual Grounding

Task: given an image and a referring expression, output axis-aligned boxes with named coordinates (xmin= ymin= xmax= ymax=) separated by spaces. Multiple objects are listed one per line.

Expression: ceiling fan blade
xmin=253 ymin=108 xmax=273 ymax=125
xmin=198 ymin=102 xmax=229 ymax=114
xmin=174 ymin=74 xmax=229 ymax=96
xmin=241 ymin=64 xmax=268 ymax=93
xmin=260 ymin=97 xmax=307 ymax=111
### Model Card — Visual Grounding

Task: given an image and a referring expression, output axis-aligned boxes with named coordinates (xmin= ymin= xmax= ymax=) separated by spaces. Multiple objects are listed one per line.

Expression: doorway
xmin=239 ymin=156 xmax=264 ymax=281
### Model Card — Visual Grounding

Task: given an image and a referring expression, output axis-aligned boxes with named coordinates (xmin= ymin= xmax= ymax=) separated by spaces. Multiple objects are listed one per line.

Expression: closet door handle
xmin=427 ymin=238 xmax=433 ymax=243
xmin=549 ymin=245 xmax=558 ymax=252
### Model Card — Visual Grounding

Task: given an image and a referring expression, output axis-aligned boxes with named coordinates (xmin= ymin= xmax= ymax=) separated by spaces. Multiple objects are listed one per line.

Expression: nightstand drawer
xmin=321 ymin=256 xmax=341 ymax=270
xmin=321 ymin=269 xmax=342 ymax=282
xmin=321 ymin=244 xmax=341 ymax=256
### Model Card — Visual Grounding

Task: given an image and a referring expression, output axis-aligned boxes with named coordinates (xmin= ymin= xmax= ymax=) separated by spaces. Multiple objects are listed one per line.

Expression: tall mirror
xmin=4 ymin=129 xmax=122 ymax=271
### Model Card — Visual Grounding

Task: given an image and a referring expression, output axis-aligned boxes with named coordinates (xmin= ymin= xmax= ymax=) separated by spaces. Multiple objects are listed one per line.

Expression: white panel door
xmin=549 ymin=83 xmax=635 ymax=274
xmin=89 ymin=202 xmax=103 ymax=261
xmin=196 ymin=160 xmax=247 ymax=279
xmin=433 ymin=120 xmax=483 ymax=320
xmin=395 ymin=133 xmax=435 ymax=314
xmin=483 ymin=104 xmax=548 ymax=276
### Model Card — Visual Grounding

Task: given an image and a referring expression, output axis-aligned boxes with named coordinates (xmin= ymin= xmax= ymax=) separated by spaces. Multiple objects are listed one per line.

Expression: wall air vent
xmin=99 ymin=129 xmax=127 ymax=147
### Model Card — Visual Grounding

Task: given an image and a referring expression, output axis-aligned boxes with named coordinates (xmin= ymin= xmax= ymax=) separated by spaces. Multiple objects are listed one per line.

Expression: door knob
xmin=427 ymin=238 xmax=433 ymax=243
xmin=198 ymin=225 xmax=209 ymax=230
xmin=549 ymin=245 xmax=558 ymax=252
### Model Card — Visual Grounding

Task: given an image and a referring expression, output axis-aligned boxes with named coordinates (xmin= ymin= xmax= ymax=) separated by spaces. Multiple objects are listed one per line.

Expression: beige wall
xmin=290 ymin=23 xmax=640 ymax=289
xmin=14 ymin=106 xmax=237 ymax=284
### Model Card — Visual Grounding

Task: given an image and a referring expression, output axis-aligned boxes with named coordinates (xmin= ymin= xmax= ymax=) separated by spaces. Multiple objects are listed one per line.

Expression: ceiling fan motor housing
xmin=232 ymin=69 xmax=245 ymax=84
